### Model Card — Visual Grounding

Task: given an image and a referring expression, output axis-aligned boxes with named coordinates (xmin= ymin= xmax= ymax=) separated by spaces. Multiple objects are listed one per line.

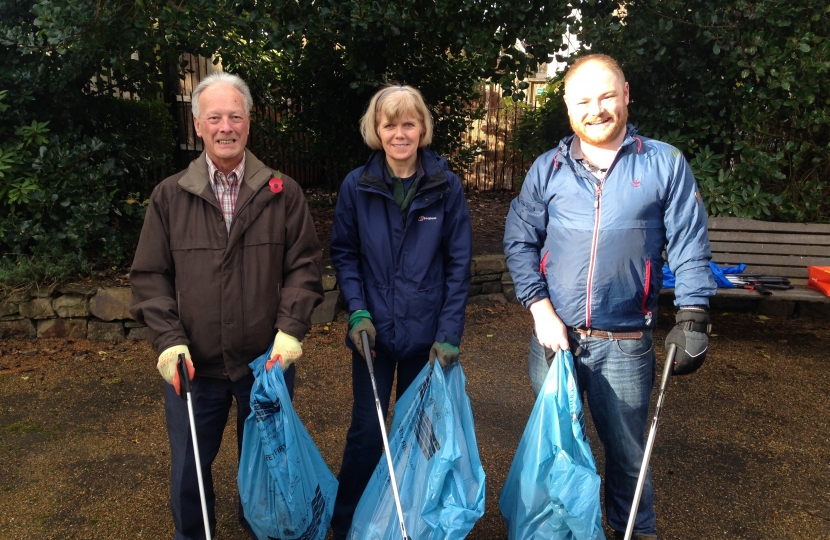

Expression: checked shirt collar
xmin=206 ymin=153 xmax=245 ymax=235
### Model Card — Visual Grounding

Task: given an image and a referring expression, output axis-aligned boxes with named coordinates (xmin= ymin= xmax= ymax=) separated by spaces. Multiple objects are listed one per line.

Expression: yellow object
xmin=157 ymin=345 xmax=192 ymax=386
xmin=272 ymin=331 xmax=302 ymax=370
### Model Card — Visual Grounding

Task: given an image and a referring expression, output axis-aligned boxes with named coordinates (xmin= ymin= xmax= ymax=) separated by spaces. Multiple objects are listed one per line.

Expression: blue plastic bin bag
xmin=499 ymin=349 xmax=604 ymax=540
xmin=662 ymin=261 xmax=746 ymax=288
xmin=238 ymin=346 xmax=338 ymax=540
xmin=348 ymin=361 xmax=486 ymax=540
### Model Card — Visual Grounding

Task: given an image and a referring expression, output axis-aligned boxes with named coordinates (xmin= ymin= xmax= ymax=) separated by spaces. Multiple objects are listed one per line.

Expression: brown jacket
xmin=129 ymin=150 xmax=323 ymax=381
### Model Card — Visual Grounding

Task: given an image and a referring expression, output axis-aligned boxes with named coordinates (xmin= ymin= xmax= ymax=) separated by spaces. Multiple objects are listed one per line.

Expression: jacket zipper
xmin=582 ymin=139 xmax=632 ymax=327
xmin=585 ymin=181 xmax=603 ymax=327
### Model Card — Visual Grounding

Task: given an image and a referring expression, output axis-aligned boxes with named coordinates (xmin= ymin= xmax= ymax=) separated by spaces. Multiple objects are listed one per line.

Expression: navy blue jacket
xmin=331 ymin=148 xmax=472 ymax=357
xmin=504 ymin=127 xmax=716 ymax=331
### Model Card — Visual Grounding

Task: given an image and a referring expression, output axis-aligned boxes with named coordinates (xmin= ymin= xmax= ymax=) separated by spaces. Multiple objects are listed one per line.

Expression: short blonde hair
xmin=359 ymin=85 xmax=434 ymax=150
xmin=564 ymin=54 xmax=626 ymax=94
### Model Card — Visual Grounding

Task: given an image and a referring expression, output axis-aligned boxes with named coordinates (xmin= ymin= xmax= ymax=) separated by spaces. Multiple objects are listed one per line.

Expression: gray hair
xmin=191 ymin=72 xmax=253 ymax=118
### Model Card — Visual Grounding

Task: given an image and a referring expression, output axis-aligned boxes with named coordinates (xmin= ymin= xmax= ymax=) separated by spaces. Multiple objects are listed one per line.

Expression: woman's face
xmin=377 ymin=111 xmax=422 ymax=167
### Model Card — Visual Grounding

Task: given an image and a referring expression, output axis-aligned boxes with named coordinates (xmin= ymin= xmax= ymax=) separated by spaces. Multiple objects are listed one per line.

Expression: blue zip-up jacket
xmin=504 ymin=126 xmax=716 ymax=331
xmin=331 ymin=148 xmax=472 ymax=357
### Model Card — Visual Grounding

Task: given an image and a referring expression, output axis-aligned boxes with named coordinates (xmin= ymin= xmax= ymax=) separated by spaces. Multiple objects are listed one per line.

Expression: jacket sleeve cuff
xmin=153 ymin=330 xmax=191 ymax=357
xmin=521 ymin=291 xmax=550 ymax=309
xmin=434 ymin=331 xmax=461 ymax=347
xmin=276 ymin=316 xmax=309 ymax=342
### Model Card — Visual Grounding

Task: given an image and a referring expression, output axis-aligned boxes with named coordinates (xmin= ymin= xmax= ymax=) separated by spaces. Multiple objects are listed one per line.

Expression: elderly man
xmin=130 ymin=72 xmax=323 ymax=539
xmin=504 ymin=54 xmax=715 ymax=539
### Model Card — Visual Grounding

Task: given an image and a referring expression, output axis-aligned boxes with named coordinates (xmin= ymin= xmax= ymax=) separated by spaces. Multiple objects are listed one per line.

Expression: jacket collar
xmin=358 ymin=148 xmax=449 ymax=194
xmin=178 ymin=150 xmax=272 ymax=202
xmin=177 ymin=150 xmax=277 ymax=250
xmin=558 ymin=124 xmax=641 ymax=158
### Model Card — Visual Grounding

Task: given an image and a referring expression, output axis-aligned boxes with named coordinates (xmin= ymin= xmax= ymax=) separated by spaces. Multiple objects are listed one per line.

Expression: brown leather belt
xmin=571 ymin=327 xmax=644 ymax=340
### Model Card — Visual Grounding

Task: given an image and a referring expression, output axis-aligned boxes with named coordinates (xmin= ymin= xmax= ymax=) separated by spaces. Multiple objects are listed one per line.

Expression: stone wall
xmin=0 ymin=255 xmax=517 ymax=341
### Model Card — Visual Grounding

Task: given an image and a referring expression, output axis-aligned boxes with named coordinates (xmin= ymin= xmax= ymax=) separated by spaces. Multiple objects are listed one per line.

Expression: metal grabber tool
xmin=623 ymin=344 xmax=676 ymax=540
xmin=177 ymin=354 xmax=212 ymax=540
xmin=360 ymin=330 xmax=411 ymax=540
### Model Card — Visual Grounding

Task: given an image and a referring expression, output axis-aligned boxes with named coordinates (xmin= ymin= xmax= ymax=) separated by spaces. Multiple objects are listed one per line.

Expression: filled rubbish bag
xmin=238 ymin=347 xmax=338 ymax=540
xmin=348 ymin=362 xmax=486 ymax=540
xmin=499 ymin=350 xmax=604 ymax=540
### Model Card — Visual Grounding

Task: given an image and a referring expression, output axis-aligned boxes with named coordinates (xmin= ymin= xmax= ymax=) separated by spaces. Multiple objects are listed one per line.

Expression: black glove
xmin=665 ymin=308 xmax=711 ymax=375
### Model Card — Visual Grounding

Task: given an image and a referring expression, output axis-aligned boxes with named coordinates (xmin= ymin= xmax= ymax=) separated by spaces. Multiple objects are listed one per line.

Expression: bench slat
xmin=713 ymin=252 xmax=829 ymax=267
xmin=708 ymin=217 xmax=830 ymax=235
xmin=712 ymin=262 xmax=807 ymax=280
xmin=661 ymin=285 xmax=822 ymax=300
xmin=711 ymin=241 xmax=830 ymax=257
xmin=709 ymin=231 xmax=830 ymax=246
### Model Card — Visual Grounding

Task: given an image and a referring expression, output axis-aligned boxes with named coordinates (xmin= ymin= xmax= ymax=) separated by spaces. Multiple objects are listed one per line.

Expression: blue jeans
xmin=528 ymin=330 xmax=657 ymax=536
xmin=164 ymin=366 xmax=295 ymax=540
xmin=330 ymin=349 xmax=428 ymax=540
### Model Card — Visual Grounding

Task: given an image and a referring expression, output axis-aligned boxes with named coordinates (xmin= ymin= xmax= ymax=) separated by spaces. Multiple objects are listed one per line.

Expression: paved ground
xmin=1 ymin=300 xmax=829 ymax=539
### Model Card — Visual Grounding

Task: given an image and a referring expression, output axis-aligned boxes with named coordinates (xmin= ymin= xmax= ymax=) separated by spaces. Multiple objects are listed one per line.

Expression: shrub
xmin=514 ymin=0 xmax=830 ymax=222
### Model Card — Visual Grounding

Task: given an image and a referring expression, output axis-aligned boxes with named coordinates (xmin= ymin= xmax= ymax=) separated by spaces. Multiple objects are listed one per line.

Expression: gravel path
xmin=1 ymin=302 xmax=828 ymax=539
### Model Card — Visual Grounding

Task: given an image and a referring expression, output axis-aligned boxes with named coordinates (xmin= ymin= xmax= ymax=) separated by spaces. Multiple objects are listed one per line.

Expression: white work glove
xmin=266 ymin=330 xmax=302 ymax=372
xmin=157 ymin=344 xmax=194 ymax=396
xmin=529 ymin=298 xmax=570 ymax=353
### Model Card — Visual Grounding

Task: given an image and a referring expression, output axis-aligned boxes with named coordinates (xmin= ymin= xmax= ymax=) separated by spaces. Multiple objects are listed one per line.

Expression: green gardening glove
xmin=429 ymin=341 xmax=460 ymax=368
xmin=348 ymin=310 xmax=376 ymax=358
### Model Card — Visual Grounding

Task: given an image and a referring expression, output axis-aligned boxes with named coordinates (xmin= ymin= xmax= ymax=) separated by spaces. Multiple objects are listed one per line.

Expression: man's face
xmin=564 ymin=61 xmax=630 ymax=150
xmin=193 ymin=83 xmax=250 ymax=172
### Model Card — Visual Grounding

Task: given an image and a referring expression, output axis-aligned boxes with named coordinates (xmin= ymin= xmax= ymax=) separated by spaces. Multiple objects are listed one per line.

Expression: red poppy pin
xmin=269 ymin=173 xmax=283 ymax=194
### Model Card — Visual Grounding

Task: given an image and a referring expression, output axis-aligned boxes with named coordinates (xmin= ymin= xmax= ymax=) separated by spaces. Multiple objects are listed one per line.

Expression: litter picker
xmin=725 ymin=273 xmax=793 ymax=295
xmin=360 ymin=330 xmax=411 ymax=540
xmin=177 ymin=354 xmax=212 ymax=540
xmin=623 ymin=344 xmax=676 ymax=540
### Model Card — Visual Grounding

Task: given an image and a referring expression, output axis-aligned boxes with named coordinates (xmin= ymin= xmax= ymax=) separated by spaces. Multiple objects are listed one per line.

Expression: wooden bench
xmin=707 ymin=217 xmax=830 ymax=303
xmin=661 ymin=217 xmax=830 ymax=316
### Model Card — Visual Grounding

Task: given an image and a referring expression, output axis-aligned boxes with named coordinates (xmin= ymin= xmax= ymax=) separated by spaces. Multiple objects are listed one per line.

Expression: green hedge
xmin=0 ymin=97 xmax=175 ymax=288
xmin=513 ymin=0 xmax=830 ymax=223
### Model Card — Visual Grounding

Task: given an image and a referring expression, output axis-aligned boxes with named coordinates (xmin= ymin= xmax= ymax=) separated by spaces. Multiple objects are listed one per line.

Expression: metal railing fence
xmin=170 ymin=58 xmax=544 ymax=191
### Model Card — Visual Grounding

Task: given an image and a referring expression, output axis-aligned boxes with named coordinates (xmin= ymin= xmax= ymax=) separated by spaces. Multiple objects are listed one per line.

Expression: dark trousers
xmin=164 ymin=366 xmax=295 ymax=540
xmin=330 ymin=349 xmax=428 ymax=540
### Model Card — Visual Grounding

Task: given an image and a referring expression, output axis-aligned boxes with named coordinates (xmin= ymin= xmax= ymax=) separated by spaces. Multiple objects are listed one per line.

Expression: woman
xmin=328 ymin=84 xmax=472 ymax=538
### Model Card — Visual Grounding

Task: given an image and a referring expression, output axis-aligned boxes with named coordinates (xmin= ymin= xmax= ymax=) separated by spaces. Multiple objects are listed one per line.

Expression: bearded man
xmin=503 ymin=54 xmax=715 ymax=539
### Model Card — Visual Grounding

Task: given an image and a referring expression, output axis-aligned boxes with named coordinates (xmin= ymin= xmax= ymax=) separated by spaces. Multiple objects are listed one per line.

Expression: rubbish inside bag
xmin=348 ymin=361 xmax=486 ymax=540
xmin=238 ymin=346 xmax=338 ymax=540
xmin=499 ymin=349 xmax=605 ymax=540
